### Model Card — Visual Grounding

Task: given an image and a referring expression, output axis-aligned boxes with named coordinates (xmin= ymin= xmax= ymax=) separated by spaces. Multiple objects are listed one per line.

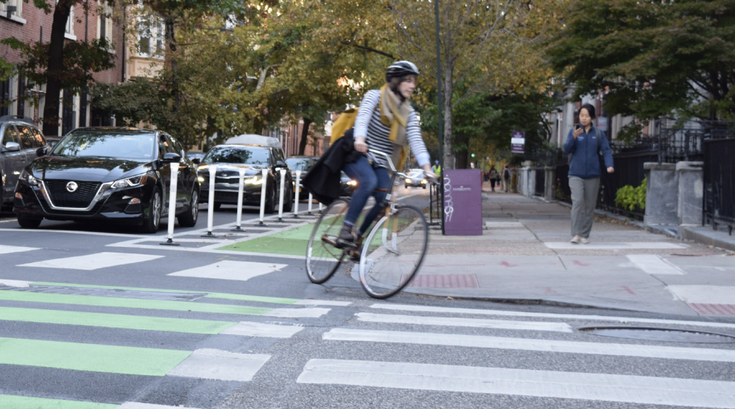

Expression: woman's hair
xmin=579 ymin=103 xmax=596 ymax=119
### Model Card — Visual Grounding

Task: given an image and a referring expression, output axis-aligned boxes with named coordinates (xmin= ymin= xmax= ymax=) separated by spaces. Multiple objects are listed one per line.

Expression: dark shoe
xmin=336 ymin=225 xmax=356 ymax=248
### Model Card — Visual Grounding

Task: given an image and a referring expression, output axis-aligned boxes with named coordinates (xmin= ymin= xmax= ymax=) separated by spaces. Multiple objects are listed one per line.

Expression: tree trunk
xmin=442 ymin=63 xmax=454 ymax=170
xmin=298 ymin=118 xmax=312 ymax=156
xmin=42 ymin=0 xmax=74 ymax=137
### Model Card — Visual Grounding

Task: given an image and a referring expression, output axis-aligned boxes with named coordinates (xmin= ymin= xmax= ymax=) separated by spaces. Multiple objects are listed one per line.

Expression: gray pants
xmin=569 ymin=176 xmax=600 ymax=238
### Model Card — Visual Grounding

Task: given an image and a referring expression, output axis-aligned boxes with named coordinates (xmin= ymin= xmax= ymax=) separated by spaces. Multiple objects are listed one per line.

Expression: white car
xmin=404 ymin=169 xmax=426 ymax=189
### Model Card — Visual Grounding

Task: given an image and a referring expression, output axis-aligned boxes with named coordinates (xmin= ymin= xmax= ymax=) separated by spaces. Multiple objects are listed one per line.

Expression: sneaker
xmin=570 ymin=236 xmax=581 ymax=244
xmin=336 ymin=225 xmax=356 ymax=248
xmin=580 ymin=238 xmax=589 ymax=245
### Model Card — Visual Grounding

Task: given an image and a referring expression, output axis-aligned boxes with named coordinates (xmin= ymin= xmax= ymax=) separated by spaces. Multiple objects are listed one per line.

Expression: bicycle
xmin=305 ymin=150 xmax=433 ymax=299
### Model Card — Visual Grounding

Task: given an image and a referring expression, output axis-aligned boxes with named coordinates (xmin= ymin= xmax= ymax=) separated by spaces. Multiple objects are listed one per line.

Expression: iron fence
xmin=534 ymin=168 xmax=545 ymax=196
xmin=703 ymin=136 xmax=735 ymax=234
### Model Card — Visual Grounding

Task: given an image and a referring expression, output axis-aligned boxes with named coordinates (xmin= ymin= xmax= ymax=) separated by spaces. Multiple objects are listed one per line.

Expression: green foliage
xmin=547 ymin=0 xmax=735 ymax=121
xmin=614 ymin=177 xmax=647 ymax=212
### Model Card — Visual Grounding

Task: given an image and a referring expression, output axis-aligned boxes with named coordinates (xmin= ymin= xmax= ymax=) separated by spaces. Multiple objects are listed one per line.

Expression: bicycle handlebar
xmin=367 ymin=149 xmax=439 ymax=184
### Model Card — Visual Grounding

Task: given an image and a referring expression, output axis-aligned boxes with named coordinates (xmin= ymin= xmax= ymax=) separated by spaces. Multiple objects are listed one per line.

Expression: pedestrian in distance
xmin=503 ymin=165 xmax=511 ymax=192
xmin=432 ymin=160 xmax=442 ymax=177
xmin=489 ymin=167 xmax=499 ymax=192
xmin=337 ymin=61 xmax=437 ymax=246
xmin=563 ymin=103 xmax=614 ymax=244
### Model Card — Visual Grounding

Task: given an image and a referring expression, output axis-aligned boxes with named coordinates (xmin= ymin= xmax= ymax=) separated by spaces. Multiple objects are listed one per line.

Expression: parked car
xmin=340 ymin=171 xmax=357 ymax=196
xmin=1 ymin=115 xmax=48 ymax=209
xmin=404 ymin=168 xmax=427 ymax=188
xmin=186 ymin=151 xmax=206 ymax=163
xmin=13 ymin=127 xmax=200 ymax=232
xmin=197 ymin=144 xmax=293 ymax=213
xmin=286 ymin=156 xmax=318 ymax=199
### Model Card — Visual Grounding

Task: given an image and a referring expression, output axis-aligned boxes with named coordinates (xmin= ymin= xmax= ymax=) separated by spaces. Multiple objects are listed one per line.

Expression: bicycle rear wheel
xmin=359 ymin=205 xmax=428 ymax=299
xmin=305 ymin=199 xmax=349 ymax=284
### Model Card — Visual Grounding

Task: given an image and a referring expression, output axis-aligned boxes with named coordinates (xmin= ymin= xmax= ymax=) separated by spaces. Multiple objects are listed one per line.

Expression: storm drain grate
xmin=406 ymin=274 xmax=479 ymax=288
xmin=688 ymin=303 xmax=735 ymax=315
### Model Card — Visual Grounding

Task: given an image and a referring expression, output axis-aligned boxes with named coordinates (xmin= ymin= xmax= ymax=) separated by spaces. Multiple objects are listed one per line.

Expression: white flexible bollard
xmin=277 ymin=168 xmax=286 ymax=222
xmin=203 ymin=165 xmax=217 ymax=237
xmin=307 ymin=192 xmax=313 ymax=215
xmin=161 ymin=161 xmax=180 ymax=246
xmin=233 ymin=167 xmax=246 ymax=232
xmin=258 ymin=168 xmax=268 ymax=226
xmin=293 ymin=170 xmax=301 ymax=218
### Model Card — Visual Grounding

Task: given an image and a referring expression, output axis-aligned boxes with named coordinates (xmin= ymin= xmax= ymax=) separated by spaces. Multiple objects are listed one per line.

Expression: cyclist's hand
xmin=422 ymin=167 xmax=438 ymax=183
xmin=354 ymin=137 xmax=368 ymax=154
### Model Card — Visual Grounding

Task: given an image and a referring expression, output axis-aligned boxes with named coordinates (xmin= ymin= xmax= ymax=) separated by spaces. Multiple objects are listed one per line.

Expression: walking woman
xmin=563 ymin=103 xmax=614 ymax=244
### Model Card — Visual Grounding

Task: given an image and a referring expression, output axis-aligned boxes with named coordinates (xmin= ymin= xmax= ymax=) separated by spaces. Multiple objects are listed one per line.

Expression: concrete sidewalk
xmin=411 ymin=187 xmax=735 ymax=318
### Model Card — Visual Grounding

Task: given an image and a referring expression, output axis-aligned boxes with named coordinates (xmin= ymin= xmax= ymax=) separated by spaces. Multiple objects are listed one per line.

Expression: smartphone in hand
xmin=574 ymin=124 xmax=582 ymax=130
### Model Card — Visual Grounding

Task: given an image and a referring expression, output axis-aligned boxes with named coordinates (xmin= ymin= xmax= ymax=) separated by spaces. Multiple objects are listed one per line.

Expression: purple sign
xmin=443 ymin=169 xmax=483 ymax=236
xmin=511 ymin=130 xmax=525 ymax=154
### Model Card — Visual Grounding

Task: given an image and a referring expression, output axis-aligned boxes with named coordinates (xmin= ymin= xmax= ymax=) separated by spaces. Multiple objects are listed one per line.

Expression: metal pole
xmin=307 ymin=192 xmax=313 ymax=215
xmin=277 ymin=168 xmax=286 ymax=222
xmin=202 ymin=165 xmax=217 ymax=237
xmin=161 ymin=162 xmax=180 ymax=246
xmin=232 ymin=167 xmax=245 ymax=232
xmin=258 ymin=168 xmax=268 ymax=226
xmin=434 ymin=0 xmax=445 ymax=235
xmin=293 ymin=170 xmax=301 ymax=218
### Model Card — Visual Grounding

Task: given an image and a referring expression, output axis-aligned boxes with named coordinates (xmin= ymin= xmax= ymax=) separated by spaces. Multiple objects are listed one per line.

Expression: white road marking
xmin=371 ymin=303 xmax=735 ymax=330
xmin=297 ymin=359 xmax=735 ymax=408
xmin=485 ymin=221 xmax=525 ymax=228
xmin=167 ymin=260 xmax=286 ymax=281
xmin=627 ymin=254 xmax=685 ymax=275
xmin=324 ymin=328 xmax=735 ymax=363
xmin=119 ymin=403 xmax=201 ymax=409
xmin=355 ymin=313 xmax=573 ymax=333
xmin=668 ymin=285 xmax=735 ymax=305
xmin=263 ymin=308 xmax=331 ymax=318
xmin=18 ymin=252 xmax=164 ymax=270
xmin=220 ymin=321 xmax=303 ymax=338
xmin=546 ymin=242 xmax=685 ymax=250
xmin=0 ymin=279 xmax=31 ymax=287
xmin=0 ymin=245 xmax=40 ymax=254
xmin=167 ymin=349 xmax=270 ymax=382
xmin=294 ymin=300 xmax=352 ymax=306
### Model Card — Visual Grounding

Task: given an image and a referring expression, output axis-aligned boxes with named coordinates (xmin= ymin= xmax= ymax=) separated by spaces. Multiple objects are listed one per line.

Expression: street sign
xmin=511 ymin=131 xmax=525 ymax=154
xmin=443 ymin=169 xmax=483 ymax=236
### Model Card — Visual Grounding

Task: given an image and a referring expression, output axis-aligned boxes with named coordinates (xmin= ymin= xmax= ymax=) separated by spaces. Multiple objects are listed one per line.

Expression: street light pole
xmin=434 ymin=0 xmax=444 ymax=235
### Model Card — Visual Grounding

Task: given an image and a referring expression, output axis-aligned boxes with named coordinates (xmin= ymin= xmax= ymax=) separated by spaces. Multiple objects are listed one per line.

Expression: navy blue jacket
xmin=563 ymin=125 xmax=614 ymax=179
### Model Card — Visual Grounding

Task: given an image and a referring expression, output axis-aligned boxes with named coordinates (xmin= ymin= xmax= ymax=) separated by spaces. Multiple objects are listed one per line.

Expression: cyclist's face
xmin=398 ymin=75 xmax=417 ymax=99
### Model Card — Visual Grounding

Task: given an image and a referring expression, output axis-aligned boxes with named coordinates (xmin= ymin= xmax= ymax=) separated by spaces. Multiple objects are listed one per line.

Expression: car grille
xmin=45 ymin=180 xmax=101 ymax=208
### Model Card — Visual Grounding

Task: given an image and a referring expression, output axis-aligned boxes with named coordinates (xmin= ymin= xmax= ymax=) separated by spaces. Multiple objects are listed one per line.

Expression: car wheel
xmin=17 ymin=213 xmax=42 ymax=229
xmin=283 ymin=185 xmax=293 ymax=212
xmin=141 ymin=187 xmax=162 ymax=233
xmin=264 ymin=187 xmax=276 ymax=214
xmin=178 ymin=188 xmax=199 ymax=227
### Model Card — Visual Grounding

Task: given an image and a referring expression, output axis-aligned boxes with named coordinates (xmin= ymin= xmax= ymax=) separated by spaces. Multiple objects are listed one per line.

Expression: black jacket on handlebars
xmin=302 ymin=129 xmax=362 ymax=205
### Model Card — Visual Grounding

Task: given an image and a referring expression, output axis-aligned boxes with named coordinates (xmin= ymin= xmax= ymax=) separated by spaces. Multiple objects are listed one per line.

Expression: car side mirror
xmin=36 ymin=146 xmax=50 ymax=157
xmin=162 ymin=152 xmax=182 ymax=163
xmin=191 ymin=157 xmax=200 ymax=165
xmin=4 ymin=142 xmax=21 ymax=152
xmin=275 ymin=160 xmax=287 ymax=168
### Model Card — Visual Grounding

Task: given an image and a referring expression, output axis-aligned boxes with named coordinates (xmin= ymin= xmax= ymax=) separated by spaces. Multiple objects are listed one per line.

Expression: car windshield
xmin=51 ymin=131 xmax=156 ymax=160
xmin=286 ymin=158 xmax=316 ymax=171
xmin=409 ymin=170 xmax=423 ymax=178
xmin=203 ymin=146 xmax=270 ymax=166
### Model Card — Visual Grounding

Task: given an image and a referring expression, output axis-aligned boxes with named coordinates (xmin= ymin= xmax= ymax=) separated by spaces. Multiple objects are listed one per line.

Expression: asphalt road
xmin=1 ymin=189 xmax=734 ymax=409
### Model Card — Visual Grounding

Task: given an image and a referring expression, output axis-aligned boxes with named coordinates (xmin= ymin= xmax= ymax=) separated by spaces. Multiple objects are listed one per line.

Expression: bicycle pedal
xmin=321 ymin=235 xmax=337 ymax=246
xmin=335 ymin=238 xmax=357 ymax=249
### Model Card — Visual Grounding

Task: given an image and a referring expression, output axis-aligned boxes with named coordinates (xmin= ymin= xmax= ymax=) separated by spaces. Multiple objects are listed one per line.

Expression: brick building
xmin=1 ymin=0 xmax=126 ymax=136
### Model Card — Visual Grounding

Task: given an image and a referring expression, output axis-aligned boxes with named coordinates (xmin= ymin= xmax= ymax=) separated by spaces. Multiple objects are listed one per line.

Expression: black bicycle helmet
xmin=385 ymin=61 xmax=420 ymax=83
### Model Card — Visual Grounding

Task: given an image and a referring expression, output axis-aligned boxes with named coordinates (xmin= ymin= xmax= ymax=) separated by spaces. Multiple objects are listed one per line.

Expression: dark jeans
xmin=343 ymin=155 xmax=391 ymax=235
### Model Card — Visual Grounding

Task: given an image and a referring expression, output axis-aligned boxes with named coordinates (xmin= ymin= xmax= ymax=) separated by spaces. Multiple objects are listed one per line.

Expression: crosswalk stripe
xmin=167 ymin=260 xmax=287 ymax=281
xmin=264 ymin=307 xmax=331 ymax=318
xmin=324 ymin=328 xmax=735 ymax=363
xmin=0 ymin=245 xmax=40 ymax=254
xmin=546 ymin=242 xmax=685 ymax=250
xmin=220 ymin=321 xmax=303 ymax=338
xmin=627 ymin=254 xmax=684 ymax=275
xmin=355 ymin=313 xmax=573 ymax=333
xmin=297 ymin=359 xmax=735 ymax=408
xmin=295 ymin=300 xmax=352 ymax=306
xmin=119 ymin=403 xmax=201 ymax=409
xmin=371 ymin=303 xmax=735 ymax=330
xmin=166 ymin=349 xmax=270 ymax=382
xmin=18 ymin=252 xmax=164 ymax=270
xmin=0 ymin=290 xmax=270 ymax=316
xmin=0 ymin=337 xmax=190 ymax=376
xmin=0 ymin=394 xmax=117 ymax=409
xmin=0 ymin=306 xmax=234 ymax=334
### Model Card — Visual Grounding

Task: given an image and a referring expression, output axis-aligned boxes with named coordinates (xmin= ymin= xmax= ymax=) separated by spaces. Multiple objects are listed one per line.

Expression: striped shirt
xmin=353 ymin=90 xmax=430 ymax=169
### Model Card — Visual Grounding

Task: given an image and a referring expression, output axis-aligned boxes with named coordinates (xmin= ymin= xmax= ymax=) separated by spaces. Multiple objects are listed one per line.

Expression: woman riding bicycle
xmin=338 ymin=61 xmax=436 ymax=246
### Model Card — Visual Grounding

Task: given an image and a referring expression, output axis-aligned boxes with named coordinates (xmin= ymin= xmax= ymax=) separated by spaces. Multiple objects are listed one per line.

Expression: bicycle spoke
xmin=305 ymin=200 xmax=349 ymax=284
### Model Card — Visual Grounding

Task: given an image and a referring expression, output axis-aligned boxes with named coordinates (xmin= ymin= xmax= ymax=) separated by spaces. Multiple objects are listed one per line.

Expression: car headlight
xmin=197 ymin=175 xmax=206 ymax=184
xmin=347 ymin=180 xmax=357 ymax=187
xmin=244 ymin=175 xmax=263 ymax=185
xmin=111 ymin=174 xmax=147 ymax=189
xmin=421 ymin=180 xmax=427 ymax=184
xmin=19 ymin=169 xmax=41 ymax=186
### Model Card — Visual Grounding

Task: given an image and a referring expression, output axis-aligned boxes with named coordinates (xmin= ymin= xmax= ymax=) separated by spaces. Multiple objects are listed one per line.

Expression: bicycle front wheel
xmin=305 ymin=199 xmax=349 ymax=284
xmin=359 ymin=205 xmax=428 ymax=299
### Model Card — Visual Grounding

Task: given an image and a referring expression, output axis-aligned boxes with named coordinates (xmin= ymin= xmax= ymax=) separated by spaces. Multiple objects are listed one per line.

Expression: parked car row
xmin=3 ymin=121 xmax=357 ymax=232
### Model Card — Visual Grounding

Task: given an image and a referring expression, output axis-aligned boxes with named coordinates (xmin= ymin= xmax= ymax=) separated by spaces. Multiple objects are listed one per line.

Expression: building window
xmin=0 ymin=77 xmax=10 ymax=116
xmin=17 ymin=73 xmax=25 ymax=118
xmin=98 ymin=2 xmax=114 ymax=49
xmin=137 ymin=16 xmax=164 ymax=57
xmin=65 ymin=6 xmax=75 ymax=37
xmin=0 ymin=0 xmax=23 ymax=19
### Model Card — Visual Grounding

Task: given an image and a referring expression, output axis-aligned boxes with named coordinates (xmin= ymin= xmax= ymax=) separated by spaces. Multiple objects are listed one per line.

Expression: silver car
xmin=404 ymin=169 xmax=426 ymax=189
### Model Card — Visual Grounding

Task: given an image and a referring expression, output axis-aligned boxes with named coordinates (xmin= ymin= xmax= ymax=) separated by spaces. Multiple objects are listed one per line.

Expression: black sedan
xmin=13 ymin=128 xmax=200 ymax=233
xmin=197 ymin=144 xmax=293 ymax=213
